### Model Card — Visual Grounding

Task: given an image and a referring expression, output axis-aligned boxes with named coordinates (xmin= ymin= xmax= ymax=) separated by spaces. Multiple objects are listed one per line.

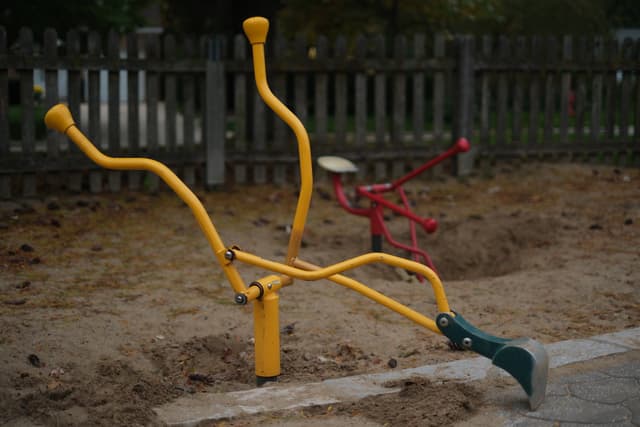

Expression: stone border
xmin=154 ymin=328 xmax=640 ymax=426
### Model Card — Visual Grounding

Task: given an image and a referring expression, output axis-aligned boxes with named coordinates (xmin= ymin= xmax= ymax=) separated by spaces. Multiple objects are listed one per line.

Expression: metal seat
xmin=317 ymin=156 xmax=358 ymax=174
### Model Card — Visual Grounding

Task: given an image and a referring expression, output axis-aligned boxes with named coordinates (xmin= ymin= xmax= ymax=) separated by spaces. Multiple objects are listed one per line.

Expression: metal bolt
xmin=234 ymin=293 xmax=247 ymax=305
xmin=224 ymin=250 xmax=234 ymax=261
xmin=437 ymin=316 xmax=449 ymax=328
xmin=267 ymin=282 xmax=273 ymax=290
xmin=462 ymin=337 xmax=473 ymax=349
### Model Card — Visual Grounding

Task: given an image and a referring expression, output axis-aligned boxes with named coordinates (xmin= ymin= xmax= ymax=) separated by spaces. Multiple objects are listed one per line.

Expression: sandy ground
xmin=0 ymin=162 xmax=639 ymax=426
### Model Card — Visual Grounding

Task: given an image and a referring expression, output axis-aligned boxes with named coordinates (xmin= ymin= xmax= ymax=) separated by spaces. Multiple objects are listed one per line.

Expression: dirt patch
xmin=0 ymin=162 xmax=639 ymax=425
xmin=333 ymin=377 xmax=482 ymax=427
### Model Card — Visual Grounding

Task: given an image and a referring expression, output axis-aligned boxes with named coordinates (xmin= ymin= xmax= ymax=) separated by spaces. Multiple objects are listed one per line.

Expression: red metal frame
xmin=329 ymin=138 xmax=470 ymax=281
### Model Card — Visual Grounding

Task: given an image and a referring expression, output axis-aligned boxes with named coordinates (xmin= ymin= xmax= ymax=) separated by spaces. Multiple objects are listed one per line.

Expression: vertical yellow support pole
xmin=253 ymin=291 xmax=280 ymax=384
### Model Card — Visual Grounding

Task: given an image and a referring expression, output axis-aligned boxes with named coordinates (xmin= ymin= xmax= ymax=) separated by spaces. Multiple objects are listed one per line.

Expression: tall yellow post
xmin=253 ymin=291 xmax=280 ymax=384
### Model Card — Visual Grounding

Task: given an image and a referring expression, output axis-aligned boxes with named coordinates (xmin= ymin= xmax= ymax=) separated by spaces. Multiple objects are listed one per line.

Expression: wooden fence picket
xmin=0 ymin=27 xmax=8 ymax=198
xmin=619 ymin=38 xmax=634 ymax=142
xmin=233 ymin=34 xmax=248 ymax=184
xmin=543 ymin=36 xmax=558 ymax=151
xmin=182 ymin=36 xmax=197 ymax=187
xmin=107 ymin=30 xmax=121 ymax=192
xmin=127 ymin=33 xmax=141 ymax=190
xmin=496 ymin=35 xmax=509 ymax=148
xmin=560 ymin=35 xmax=572 ymax=146
xmin=373 ymin=34 xmax=387 ymax=180
xmin=334 ymin=36 xmax=348 ymax=152
xmin=591 ymin=37 xmax=604 ymax=148
xmin=18 ymin=28 xmax=36 ymax=197
xmin=391 ymin=35 xmax=407 ymax=177
xmin=528 ymin=36 xmax=542 ymax=147
xmin=512 ymin=36 xmax=525 ymax=146
xmin=574 ymin=37 xmax=588 ymax=148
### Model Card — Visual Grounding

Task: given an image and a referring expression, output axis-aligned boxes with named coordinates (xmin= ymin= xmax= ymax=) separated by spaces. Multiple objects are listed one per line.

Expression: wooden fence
xmin=1 ymin=27 xmax=639 ymax=198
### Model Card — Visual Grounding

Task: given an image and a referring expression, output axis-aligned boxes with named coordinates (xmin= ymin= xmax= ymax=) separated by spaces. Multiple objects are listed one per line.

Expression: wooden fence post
xmin=164 ymin=34 xmax=177 ymax=153
xmin=455 ymin=35 xmax=475 ymax=175
xmin=107 ymin=30 xmax=122 ymax=192
xmin=479 ymin=35 xmax=492 ymax=151
xmin=87 ymin=31 xmax=103 ymax=193
xmin=127 ymin=33 xmax=141 ymax=190
xmin=373 ymin=34 xmax=387 ymax=180
xmin=314 ymin=35 xmax=329 ymax=149
xmin=205 ymin=36 xmax=226 ymax=188
xmin=0 ymin=26 xmax=10 ymax=198
xmin=559 ymin=35 xmax=572 ymax=146
xmin=334 ymin=36 xmax=347 ymax=151
xmin=182 ymin=36 xmax=197 ymax=186
xmin=528 ymin=36 xmax=542 ymax=146
xmin=543 ymin=36 xmax=558 ymax=150
xmin=391 ymin=34 xmax=407 ymax=178
xmin=433 ymin=34 xmax=445 ymax=145
xmin=512 ymin=36 xmax=526 ymax=146
xmin=19 ymin=28 xmax=36 ymax=197
xmin=495 ymin=35 xmax=509 ymax=149
xmin=590 ymin=37 xmax=604 ymax=149
xmin=233 ymin=34 xmax=248 ymax=184
xmin=145 ymin=34 xmax=160 ymax=192
xmin=619 ymin=38 xmax=634 ymax=142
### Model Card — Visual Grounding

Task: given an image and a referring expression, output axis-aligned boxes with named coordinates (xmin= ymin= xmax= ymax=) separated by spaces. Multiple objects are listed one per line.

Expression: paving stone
xmin=545 ymin=382 xmax=570 ymax=397
xmin=546 ymin=339 xmax=628 ymax=369
xmin=569 ymin=377 xmax=639 ymax=404
xmin=503 ymin=417 xmax=556 ymax=426
xmin=593 ymin=328 xmax=640 ymax=350
xmin=622 ymin=397 xmax=640 ymax=426
xmin=603 ymin=361 xmax=640 ymax=379
xmin=553 ymin=371 xmax=610 ymax=386
xmin=561 ymin=422 xmax=634 ymax=427
xmin=525 ymin=395 xmax=631 ymax=424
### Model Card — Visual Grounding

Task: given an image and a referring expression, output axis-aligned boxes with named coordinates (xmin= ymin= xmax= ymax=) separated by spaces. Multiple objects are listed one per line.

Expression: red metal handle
xmin=391 ymin=138 xmax=470 ymax=190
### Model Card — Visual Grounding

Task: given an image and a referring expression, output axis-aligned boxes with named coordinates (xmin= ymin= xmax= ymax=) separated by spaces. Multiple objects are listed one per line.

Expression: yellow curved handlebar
xmin=243 ymin=17 xmax=313 ymax=268
xmin=44 ymin=104 xmax=247 ymax=294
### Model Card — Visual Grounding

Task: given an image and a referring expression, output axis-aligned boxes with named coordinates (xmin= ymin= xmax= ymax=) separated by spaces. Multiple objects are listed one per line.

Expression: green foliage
xmin=9 ymin=105 xmax=47 ymax=140
xmin=277 ymin=0 xmax=640 ymax=38
xmin=160 ymin=0 xmax=282 ymax=37
xmin=0 ymin=0 xmax=151 ymax=43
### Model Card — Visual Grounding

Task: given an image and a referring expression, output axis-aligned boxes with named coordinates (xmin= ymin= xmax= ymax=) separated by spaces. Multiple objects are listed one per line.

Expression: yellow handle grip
xmin=44 ymin=103 xmax=76 ymax=134
xmin=44 ymin=104 xmax=247 ymax=294
xmin=243 ymin=17 xmax=269 ymax=45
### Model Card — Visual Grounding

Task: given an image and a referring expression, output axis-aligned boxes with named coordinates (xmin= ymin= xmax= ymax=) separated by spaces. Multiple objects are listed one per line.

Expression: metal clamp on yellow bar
xmin=234 ymin=275 xmax=282 ymax=305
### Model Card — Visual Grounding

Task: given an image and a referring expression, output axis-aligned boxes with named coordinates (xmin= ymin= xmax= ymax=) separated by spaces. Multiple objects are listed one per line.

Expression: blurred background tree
xmin=2 ymin=0 xmax=639 ymax=43
xmin=1 ymin=0 xmax=151 ymax=43
xmin=159 ymin=0 xmax=282 ymax=38
xmin=276 ymin=0 xmax=640 ymax=39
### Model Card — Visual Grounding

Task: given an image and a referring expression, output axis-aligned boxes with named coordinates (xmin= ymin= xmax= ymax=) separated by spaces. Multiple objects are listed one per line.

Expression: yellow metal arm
xmin=231 ymin=248 xmax=451 ymax=333
xmin=293 ymin=259 xmax=443 ymax=333
xmin=243 ymin=17 xmax=313 ymax=267
xmin=44 ymin=104 xmax=247 ymax=294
